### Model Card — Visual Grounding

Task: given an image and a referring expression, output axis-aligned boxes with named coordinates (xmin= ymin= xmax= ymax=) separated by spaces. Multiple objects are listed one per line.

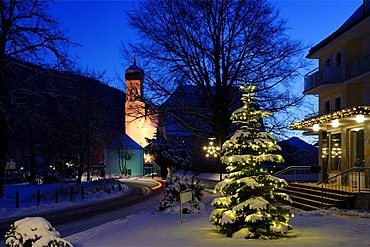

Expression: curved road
xmin=0 ymin=179 xmax=164 ymax=239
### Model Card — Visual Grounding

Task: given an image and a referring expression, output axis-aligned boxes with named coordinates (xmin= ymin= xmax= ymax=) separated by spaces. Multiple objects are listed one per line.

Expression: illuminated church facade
xmin=104 ymin=60 xmax=157 ymax=177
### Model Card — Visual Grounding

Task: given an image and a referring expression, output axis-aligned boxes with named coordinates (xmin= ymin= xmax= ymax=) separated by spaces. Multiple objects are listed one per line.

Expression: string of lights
xmin=290 ymin=106 xmax=370 ymax=130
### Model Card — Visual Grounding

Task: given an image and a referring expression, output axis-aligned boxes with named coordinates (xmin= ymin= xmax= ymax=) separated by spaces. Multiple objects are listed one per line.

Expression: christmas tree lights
xmin=210 ymin=84 xmax=293 ymax=239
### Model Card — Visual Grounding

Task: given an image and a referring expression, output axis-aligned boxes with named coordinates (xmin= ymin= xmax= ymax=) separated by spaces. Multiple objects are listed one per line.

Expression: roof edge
xmin=307 ymin=4 xmax=370 ymax=58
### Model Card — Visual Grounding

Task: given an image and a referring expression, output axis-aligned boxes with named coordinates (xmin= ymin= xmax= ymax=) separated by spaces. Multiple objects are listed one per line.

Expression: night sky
xmin=50 ymin=0 xmax=363 ymax=91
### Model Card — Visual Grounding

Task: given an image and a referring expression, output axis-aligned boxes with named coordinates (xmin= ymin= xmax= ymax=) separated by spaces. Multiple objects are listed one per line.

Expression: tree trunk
xmin=29 ymin=133 xmax=37 ymax=185
xmin=0 ymin=124 xmax=6 ymax=198
xmin=76 ymin=154 xmax=84 ymax=185
xmin=0 ymin=61 xmax=7 ymax=197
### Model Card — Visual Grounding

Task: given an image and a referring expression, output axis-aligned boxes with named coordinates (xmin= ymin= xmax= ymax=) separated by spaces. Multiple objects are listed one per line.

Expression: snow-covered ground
xmin=65 ymin=196 xmax=370 ymax=247
xmin=2 ymin=176 xmax=370 ymax=246
xmin=0 ymin=178 xmax=130 ymax=220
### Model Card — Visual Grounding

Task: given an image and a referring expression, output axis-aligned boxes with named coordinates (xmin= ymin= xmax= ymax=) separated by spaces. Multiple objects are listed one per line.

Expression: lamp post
xmin=203 ymin=138 xmax=222 ymax=181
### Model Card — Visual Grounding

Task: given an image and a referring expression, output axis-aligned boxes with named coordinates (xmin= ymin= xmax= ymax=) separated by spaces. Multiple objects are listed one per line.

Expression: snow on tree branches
xmin=210 ymin=84 xmax=293 ymax=239
xmin=159 ymin=175 xmax=205 ymax=213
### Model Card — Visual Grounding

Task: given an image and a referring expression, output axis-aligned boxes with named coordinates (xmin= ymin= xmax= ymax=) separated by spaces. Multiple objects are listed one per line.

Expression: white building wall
xmin=104 ymin=148 xmax=144 ymax=177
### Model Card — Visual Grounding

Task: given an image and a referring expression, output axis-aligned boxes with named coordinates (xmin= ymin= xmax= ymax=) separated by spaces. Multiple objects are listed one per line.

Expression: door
xmin=350 ymin=129 xmax=364 ymax=167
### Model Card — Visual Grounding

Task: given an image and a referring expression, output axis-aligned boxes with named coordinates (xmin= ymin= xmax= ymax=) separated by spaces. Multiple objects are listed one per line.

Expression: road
xmin=0 ymin=179 xmax=164 ymax=240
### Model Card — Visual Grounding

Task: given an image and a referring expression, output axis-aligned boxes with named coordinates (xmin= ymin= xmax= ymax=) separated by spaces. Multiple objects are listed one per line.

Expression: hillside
xmin=4 ymin=61 xmax=125 ymax=178
xmin=278 ymin=137 xmax=318 ymax=167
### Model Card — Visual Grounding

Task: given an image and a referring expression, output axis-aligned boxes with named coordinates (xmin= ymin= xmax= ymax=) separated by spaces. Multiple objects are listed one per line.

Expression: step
xmin=282 ymin=184 xmax=354 ymax=202
xmin=279 ymin=187 xmax=347 ymax=205
xmin=291 ymin=200 xmax=321 ymax=211
xmin=288 ymin=183 xmax=353 ymax=197
xmin=278 ymin=184 xmax=355 ymax=210
xmin=288 ymin=194 xmax=336 ymax=209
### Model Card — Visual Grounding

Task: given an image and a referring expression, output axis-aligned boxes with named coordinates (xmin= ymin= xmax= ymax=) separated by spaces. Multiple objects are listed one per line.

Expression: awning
xmin=290 ymin=106 xmax=370 ymax=131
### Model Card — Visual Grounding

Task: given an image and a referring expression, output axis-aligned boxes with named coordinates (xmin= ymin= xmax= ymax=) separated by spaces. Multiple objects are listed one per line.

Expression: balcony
xmin=304 ymin=51 xmax=370 ymax=92
xmin=344 ymin=51 xmax=370 ymax=81
xmin=304 ymin=66 xmax=343 ymax=92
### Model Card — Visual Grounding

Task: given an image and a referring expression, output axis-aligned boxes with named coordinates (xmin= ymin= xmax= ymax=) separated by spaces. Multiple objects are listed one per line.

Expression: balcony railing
xmin=344 ymin=51 xmax=370 ymax=81
xmin=318 ymin=167 xmax=370 ymax=193
xmin=274 ymin=166 xmax=319 ymax=183
xmin=304 ymin=66 xmax=343 ymax=91
xmin=304 ymin=51 xmax=370 ymax=92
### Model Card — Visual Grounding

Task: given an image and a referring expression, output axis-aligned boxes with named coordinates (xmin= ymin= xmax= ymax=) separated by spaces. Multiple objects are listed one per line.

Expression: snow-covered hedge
xmin=159 ymin=175 xmax=205 ymax=212
xmin=5 ymin=217 xmax=72 ymax=247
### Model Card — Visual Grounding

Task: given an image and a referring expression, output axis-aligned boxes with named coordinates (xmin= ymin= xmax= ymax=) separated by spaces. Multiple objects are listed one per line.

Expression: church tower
xmin=125 ymin=58 xmax=156 ymax=147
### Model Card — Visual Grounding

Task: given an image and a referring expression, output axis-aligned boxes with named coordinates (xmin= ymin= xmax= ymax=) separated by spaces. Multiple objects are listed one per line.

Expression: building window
xmin=334 ymin=97 xmax=341 ymax=111
xmin=321 ymin=131 xmax=329 ymax=180
xmin=324 ymin=100 xmax=331 ymax=114
xmin=335 ymin=52 xmax=342 ymax=66
xmin=325 ymin=58 xmax=331 ymax=67
xmin=330 ymin=133 xmax=341 ymax=171
xmin=350 ymin=129 xmax=364 ymax=167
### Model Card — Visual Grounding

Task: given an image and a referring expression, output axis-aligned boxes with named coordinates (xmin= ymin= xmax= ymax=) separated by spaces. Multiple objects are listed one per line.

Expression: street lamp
xmin=203 ymin=138 xmax=222 ymax=181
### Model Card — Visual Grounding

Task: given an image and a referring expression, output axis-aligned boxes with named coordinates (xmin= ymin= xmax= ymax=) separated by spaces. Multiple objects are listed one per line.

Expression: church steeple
xmin=125 ymin=57 xmax=144 ymax=81
xmin=125 ymin=57 xmax=155 ymax=147
xmin=125 ymin=58 xmax=144 ymax=102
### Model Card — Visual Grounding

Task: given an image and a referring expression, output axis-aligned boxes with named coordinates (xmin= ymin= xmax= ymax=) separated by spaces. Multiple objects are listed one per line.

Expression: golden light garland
xmin=290 ymin=106 xmax=370 ymax=130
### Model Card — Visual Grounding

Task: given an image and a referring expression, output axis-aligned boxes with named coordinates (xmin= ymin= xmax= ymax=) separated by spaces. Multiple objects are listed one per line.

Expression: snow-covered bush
xmin=210 ymin=84 xmax=293 ymax=239
xmin=40 ymin=168 xmax=61 ymax=184
xmin=5 ymin=217 xmax=72 ymax=247
xmin=159 ymin=175 xmax=205 ymax=212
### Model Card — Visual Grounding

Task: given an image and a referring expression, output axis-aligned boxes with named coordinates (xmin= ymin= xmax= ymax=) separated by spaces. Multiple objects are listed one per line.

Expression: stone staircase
xmin=278 ymin=183 xmax=355 ymax=211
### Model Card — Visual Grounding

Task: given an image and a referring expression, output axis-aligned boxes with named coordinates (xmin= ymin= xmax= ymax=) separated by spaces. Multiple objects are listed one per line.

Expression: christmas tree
xmin=209 ymin=84 xmax=293 ymax=239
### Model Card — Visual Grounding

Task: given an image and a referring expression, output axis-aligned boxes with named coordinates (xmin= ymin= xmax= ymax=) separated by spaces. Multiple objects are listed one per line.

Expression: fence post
xmin=81 ymin=185 xmax=84 ymax=199
xmin=358 ymin=171 xmax=361 ymax=193
xmin=55 ymin=188 xmax=59 ymax=203
xmin=15 ymin=191 xmax=19 ymax=208
xmin=70 ymin=186 xmax=73 ymax=201
xmin=37 ymin=189 xmax=40 ymax=206
xmin=321 ymin=185 xmax=324 ymax=209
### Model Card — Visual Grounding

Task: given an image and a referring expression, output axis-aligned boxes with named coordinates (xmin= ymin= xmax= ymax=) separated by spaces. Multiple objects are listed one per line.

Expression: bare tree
xmin=0 ymin=0 xmax=76 ymax=197
xmin=122 ymin=0 xmax=308 ymax=144
xmin=118 ymin=149 xmax=133 ymax=176
xmin=55 ymin=72 xmax=123 ymax=184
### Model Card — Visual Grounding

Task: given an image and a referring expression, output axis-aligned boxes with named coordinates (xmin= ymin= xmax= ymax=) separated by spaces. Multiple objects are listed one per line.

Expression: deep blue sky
xmin=51 ymin=0 xmax=363 ymax=90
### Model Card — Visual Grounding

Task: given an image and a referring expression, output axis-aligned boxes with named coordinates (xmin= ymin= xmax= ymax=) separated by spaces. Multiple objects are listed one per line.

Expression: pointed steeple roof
xmin=125 ymin=56 xmax=144 ymax=80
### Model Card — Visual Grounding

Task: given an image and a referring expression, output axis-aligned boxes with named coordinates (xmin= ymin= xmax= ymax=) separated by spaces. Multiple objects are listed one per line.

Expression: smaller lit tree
xmin=210 ymin=83 xmax=293 ymax=239
xmin=146 ymin=129 xmax=192 ymax=178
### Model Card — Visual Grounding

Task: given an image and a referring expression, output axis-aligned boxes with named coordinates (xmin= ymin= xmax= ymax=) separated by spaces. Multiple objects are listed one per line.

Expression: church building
xmin=104 ymin=59 xmax=157 ymax=177
xmin=125 ymin=59 xmax=157 ymax=148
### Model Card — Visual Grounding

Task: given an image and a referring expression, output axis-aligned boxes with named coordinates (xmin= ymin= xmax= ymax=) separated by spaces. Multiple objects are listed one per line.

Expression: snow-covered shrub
xmin=40 ymin=168 xmax=61 ymax=184
xmin=159 ymin=175 xmax=205 ymax=212
xmin=210 ymin=84 xmax=293 ymax=239
xmin=5 ymin=217 xmax=72 ymax=247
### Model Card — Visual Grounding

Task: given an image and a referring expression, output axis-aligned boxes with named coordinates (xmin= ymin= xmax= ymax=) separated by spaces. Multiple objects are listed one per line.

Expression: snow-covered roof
xmin=104 ymin=134 xmax=143 ymax=150
xmin=307 ymin=2 xmax=370 ymax=57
